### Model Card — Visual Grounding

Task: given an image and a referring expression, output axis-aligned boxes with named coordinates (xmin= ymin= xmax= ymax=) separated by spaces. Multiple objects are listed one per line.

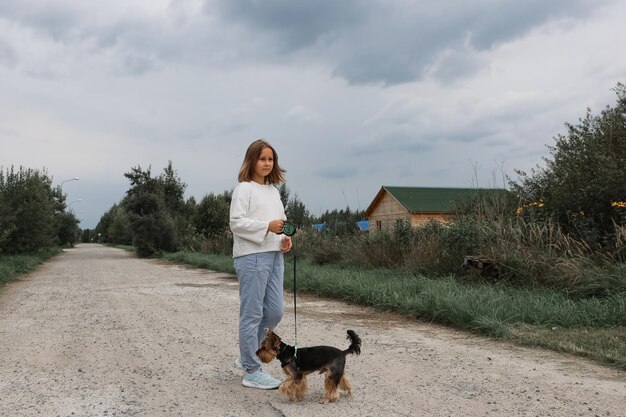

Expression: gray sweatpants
xmin=234 ymin=251 xmax=284 ymax=372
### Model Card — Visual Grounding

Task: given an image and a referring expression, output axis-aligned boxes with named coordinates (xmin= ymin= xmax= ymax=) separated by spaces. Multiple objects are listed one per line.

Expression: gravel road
xmin=0 ymin=244 xmax=624 ymax=417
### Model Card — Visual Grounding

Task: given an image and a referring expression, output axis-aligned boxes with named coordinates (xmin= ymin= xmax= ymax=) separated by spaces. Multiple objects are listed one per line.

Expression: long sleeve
xmin=229 ymin=181 xmax=286 ymax=257
xmin=230 ymin=184 xmax=269 ymax=244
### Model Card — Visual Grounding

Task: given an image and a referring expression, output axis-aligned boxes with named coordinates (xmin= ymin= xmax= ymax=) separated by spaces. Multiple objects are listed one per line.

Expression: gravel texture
xmin=0 ymin=244 xmax=624 ymax=416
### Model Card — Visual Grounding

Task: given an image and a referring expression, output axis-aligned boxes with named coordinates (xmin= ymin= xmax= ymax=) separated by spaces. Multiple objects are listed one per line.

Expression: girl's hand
xmin=268 ymin=219 xmax=285 ymax=234
xmin=280 ymin=236 xmax=292 ymax=253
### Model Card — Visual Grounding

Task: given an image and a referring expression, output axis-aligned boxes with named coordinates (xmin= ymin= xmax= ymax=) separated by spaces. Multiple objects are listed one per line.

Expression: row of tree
xmin=92 ymin=161 xmax=365 ymax=257
xmin=0 ymin=166 xmax=80 ymax=254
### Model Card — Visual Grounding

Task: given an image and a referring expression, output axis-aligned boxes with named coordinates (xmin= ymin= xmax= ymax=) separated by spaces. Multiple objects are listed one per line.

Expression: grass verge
xmin=162 ymin=250 xmax=626 ymax=369
xmin=0 ymin=249 xmax=62 ymax=288
xmin=161 ymin=251 xmax=235 ymax=274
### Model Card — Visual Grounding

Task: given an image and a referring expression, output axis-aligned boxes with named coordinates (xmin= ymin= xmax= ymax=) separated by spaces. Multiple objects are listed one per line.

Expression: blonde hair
xmin=238 ymin=139 xmax=286 ymax=184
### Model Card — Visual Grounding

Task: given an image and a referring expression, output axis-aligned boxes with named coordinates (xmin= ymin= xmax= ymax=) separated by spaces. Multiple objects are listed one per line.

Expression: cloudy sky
xmin=1 ymin=0 xmax=625 ymax=228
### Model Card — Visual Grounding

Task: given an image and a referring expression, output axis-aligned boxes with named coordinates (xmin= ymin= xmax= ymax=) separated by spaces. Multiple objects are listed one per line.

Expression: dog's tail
xmin=344 ymin=330 xmax=361 ymax=356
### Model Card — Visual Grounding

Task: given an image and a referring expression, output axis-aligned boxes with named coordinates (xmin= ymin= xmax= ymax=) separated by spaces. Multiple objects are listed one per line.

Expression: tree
xmin=95 ymin=208 xmax=113 ymax=243
xmin=286 ymin=194 xmax=310 ymax=228
xmin=194 ymin=193 xmax=230 ymax=237
xmin=0 ymin=166 xmax=56 ymax=253
xmin=123 ymin=165 xmax=178 ymax=257
xmin=313 ymin=207 xmax=364 ymax=235
xmin=278 ymin=183 xmax=289 ymax=208
xmin=107 ymin=205 xmax=133 ymax=245
xmin=511 ymin=83 xmax=626 ymax=244
xmin=81 ymin=228 xmax=94 ymax=243
xmin=158 ymin=162 xmax=194 ymax=248
xmin=56 ymin=211 xmax=80 ymax=247
xmin=159 ymin=161 xmax=186 ymax=215
xmin=125 ymin=191 xmax=177 ymax=257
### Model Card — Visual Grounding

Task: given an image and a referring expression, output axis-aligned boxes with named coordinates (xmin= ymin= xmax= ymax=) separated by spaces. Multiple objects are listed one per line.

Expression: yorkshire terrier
xmin=256 ymin=328 xmax=361 ymax=403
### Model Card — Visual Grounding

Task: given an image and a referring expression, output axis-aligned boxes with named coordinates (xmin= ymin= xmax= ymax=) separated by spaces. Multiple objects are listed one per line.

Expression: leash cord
xmin=293 ymin=235 xmax=297 ymax=347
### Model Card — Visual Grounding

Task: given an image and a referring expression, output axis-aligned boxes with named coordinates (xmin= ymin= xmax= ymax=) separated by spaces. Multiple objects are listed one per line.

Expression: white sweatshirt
xmin=229 ymin=181 xmax=287 ymax=258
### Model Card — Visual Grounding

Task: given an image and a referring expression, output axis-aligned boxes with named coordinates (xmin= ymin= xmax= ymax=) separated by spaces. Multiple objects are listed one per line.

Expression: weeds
xmin=0 ymin=249 xmax=61 ymax=287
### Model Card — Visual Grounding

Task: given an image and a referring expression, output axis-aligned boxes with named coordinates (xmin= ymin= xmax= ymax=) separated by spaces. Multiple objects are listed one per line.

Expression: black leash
xmin=279 ymin=221 xmax=298 ymax=346
xmin=293 ymin=236 xmax=297 ymax=347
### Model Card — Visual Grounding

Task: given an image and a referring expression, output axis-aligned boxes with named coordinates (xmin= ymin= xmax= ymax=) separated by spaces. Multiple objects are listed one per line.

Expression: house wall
xmin=410 ymin=212 xmax=453 ymax=227
xmin=367 ymin=192 xmax=454 ymax=233
xmin=368 ymin=193 xmax=410 ymax=233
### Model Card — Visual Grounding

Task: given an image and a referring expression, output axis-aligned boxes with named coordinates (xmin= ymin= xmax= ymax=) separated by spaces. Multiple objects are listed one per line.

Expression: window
xmin=376 ymin=220 xmax=382 ymax=231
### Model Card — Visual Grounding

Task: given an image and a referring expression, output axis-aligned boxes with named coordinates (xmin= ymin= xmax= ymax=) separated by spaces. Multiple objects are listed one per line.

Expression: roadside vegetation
xmin=160 ymin=251 xmax=625 ymax=368
xmin=0 ymin=249 xmax=62 ymax=287
xmin=101 ymin=84 xmax=626 ymax=369
xmin=0 ymin=166 xmax=80 ymax=287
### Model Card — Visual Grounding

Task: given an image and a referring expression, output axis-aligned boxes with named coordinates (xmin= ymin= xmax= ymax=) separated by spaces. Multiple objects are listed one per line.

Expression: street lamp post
xmin=59 ymin=177 xmax=79 ymax=190
xmin=58 ymin=177 xmax=79 ymax=213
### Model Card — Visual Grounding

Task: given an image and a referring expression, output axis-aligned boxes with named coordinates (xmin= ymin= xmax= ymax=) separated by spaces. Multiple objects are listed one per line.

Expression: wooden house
xmin=364 ymin=186 xmax=494 ymax=233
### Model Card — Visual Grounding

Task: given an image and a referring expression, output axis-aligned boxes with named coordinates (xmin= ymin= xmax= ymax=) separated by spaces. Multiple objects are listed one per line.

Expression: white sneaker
xmin=234 ymin=357 xmax=243 ymax=370
xmin=242 ymin=369 xmax=282 ymax=390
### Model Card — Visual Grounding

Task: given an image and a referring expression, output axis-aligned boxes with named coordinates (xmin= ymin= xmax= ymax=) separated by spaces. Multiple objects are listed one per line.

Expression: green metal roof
xmin=381 ymin=186 xmax=500 ymax=213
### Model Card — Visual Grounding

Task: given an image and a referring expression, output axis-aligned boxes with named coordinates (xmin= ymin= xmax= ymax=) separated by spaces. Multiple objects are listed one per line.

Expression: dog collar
xmin=278 ymin=343 xmax=298 ymax=368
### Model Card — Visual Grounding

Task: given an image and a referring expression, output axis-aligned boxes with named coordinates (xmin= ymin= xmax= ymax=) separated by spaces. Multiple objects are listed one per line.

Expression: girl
xmin=229 ymin=139 xmax=292 ymax=389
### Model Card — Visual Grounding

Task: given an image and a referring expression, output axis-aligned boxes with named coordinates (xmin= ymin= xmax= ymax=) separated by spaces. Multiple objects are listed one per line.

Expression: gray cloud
xmin=0 ymin=3 xmax=78 ymax=41
xmin=315 ymin=165 xmax=358 ymax=180
xmin=211 ymin=0 xmax=601 ymax=85
xmin=349 ymin=130 xmax=433 ymax=156
xmin=0 ymin=125 xmax=19 ymax=138
xmin=442 ymin=125 xmax=500 ymax=144
xmin=427 ymin=45 xmax=487 ymax=83
xmin=1 ymin=0 xmax=601 ymax=82
xmin=211 ymin=0 xmax=366 ymax=52
xmin=0 ymin=39 xmax=17 ymax=68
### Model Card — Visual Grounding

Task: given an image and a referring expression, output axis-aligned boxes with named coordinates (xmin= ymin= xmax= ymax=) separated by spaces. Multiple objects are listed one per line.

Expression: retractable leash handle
xmin=277 ymin=220 xmax=296 ymax=237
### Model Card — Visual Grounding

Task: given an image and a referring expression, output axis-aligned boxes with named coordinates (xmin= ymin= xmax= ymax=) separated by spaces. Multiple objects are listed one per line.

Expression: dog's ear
xmin=273 ymin=337 xmax=281 ymax=349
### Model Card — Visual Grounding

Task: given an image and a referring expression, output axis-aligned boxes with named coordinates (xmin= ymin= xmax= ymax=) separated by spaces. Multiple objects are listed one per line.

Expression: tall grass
xmin=282 ymin=260 xmax=625 ymax=328
xmin=289 ymin=213 xmax=626 ymax=296
xmin=0 ymin=249 xmax=61 ymax=286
